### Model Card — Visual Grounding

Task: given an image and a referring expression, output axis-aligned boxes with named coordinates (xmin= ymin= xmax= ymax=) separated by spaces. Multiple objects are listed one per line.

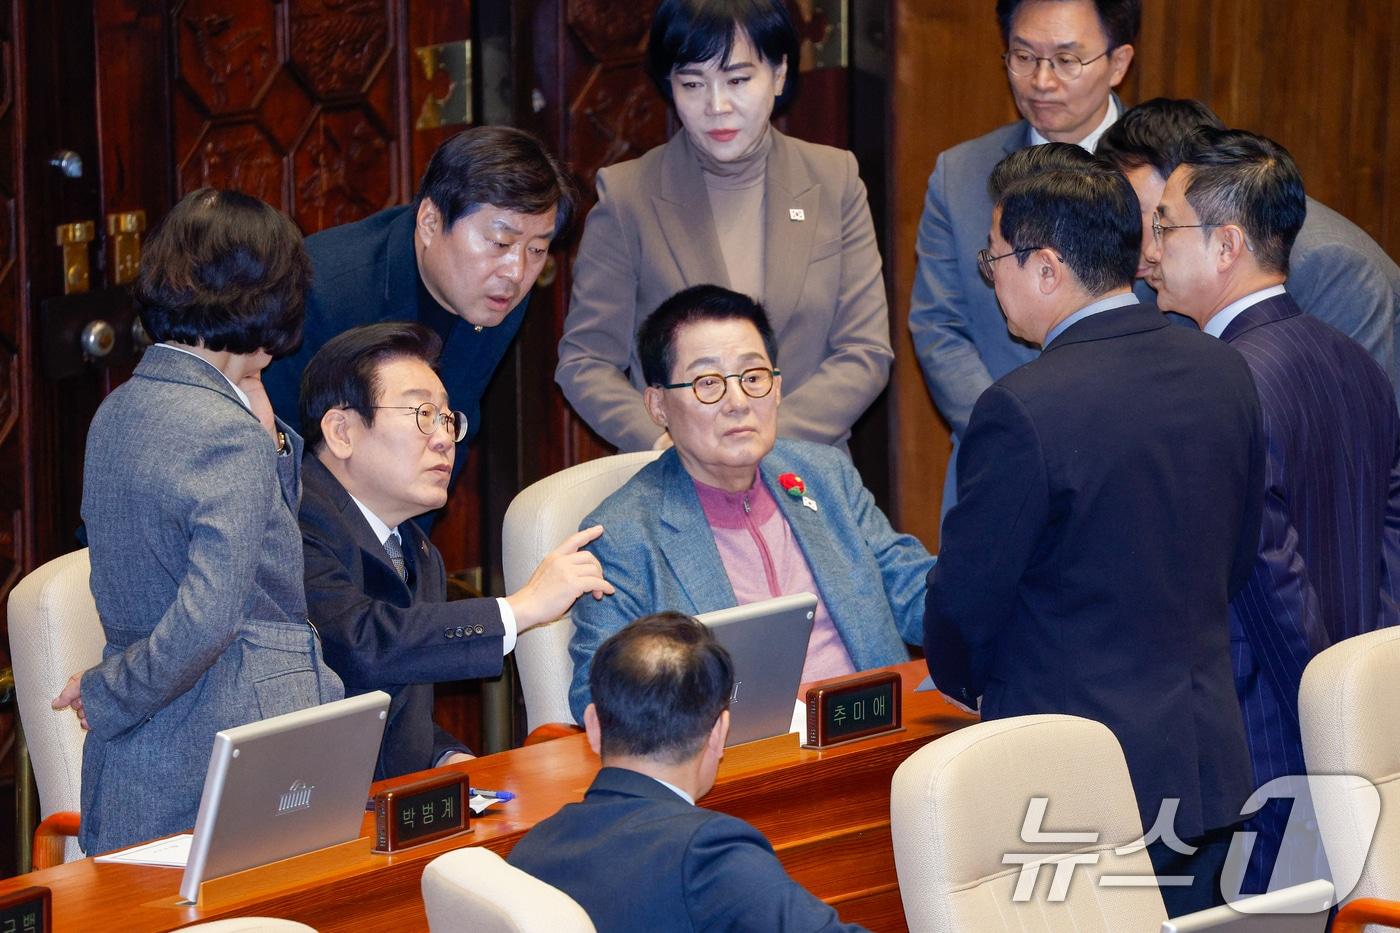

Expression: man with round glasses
xmin=297 ymin=322 xmax=613 ymax=778
xmin=908 ymin=0 xmax=1138 ymax=516
xmin=565 ymin=285 xmax=935 ymax=721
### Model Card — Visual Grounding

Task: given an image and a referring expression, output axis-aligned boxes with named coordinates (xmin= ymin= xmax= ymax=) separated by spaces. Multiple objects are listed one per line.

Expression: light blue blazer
xmin=79 ymin=347 xmax=343 ymax=854
xmin=568 ymin=439 xmax=935 ymax=720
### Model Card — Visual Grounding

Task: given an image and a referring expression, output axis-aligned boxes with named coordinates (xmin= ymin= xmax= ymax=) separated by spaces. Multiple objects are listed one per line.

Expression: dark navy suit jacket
xmin=508 ymin=768 xmax=867 ymax=932
xmin=264 ymin=204 xmax=529 ymax=489
xmin=1220 ymin=292 xmax=1400 ymax=800
xmin=298 ymin=455 xmax=506 ymax=779
xmin=924 ymin=303 xmax=1264 ymax=840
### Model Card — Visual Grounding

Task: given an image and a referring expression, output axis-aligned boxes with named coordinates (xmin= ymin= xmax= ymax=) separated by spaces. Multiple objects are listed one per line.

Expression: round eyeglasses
xmin=372 ymin=403 xmax=469 ymax=442
xmin=1002 ymin=48 xmax=1110 ymax=80
xmin=659 ymin=367 xmax=780 ymax=405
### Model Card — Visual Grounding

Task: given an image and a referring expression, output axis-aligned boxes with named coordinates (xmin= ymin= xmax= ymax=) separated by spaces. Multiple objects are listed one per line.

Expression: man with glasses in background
xmin=924 ymin=146 xmax=1263 ymax=917
xmin=297 ymin=323 xmax=612 ymax=778
xmin=1096 ymin=97 xmax=1400 ymax=402
xmin=909 ymin=0 xmax=1139 ymax=514
xmin=1146 ymin=128 xmax=1400 ymax=893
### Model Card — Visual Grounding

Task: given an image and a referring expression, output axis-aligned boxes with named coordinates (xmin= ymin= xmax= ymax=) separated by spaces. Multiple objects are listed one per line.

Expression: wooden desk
xmin=0 ymin=660 xmax=974 ymax=932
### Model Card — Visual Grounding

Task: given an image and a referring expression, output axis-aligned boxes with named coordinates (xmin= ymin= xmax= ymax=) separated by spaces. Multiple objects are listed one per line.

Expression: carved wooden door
xmin=3 ymin=0 xmax=484 ymax=869
xmin=12 ymin=0 xmax=479 ymax=592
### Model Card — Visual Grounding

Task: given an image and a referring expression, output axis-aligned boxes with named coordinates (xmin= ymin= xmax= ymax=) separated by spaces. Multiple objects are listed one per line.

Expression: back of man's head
xmin=416 ymin=126 xmax=578 ymax=238
xmin=590 ymin=612 xmax=734 ymax=765
xmin=300 ymin=322 xmax=442 ymax=451
xmin=994 ymin=143 xmax=1141 ymax=297
xmin=988 ymin=141 xmax=1098 ymax=199
xmin=995 ymin=0 xmax=1140 ymax=49
xmin=1097 ymin=97 xmax=1225 ymax=178
xmin=1176 ymin=127 xmax=1306 ymax=276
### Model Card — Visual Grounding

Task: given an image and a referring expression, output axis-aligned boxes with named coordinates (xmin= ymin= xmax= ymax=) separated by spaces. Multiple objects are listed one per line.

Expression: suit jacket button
xmin=456 ymin=626 xmax=466 ymax=638
xmin=444 ymin=627 xmax=454 ymax=639
xmin=474 ymin=624 xmax=485 ymax=635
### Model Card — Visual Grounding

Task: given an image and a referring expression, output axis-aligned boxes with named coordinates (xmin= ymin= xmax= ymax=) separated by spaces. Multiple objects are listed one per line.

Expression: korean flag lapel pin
xmin=789 ymin=208 xmax=805 ymax=222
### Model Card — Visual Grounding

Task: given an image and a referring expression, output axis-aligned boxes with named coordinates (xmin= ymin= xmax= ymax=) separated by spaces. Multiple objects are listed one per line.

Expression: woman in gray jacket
xmin=52 ymin=188 xmax=344 ymax=855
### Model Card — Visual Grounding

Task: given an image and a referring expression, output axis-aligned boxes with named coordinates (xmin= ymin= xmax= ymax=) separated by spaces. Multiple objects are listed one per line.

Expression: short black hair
xmin=637 ymin=284 xmax=778 ymax=388
xmin=590 ymin=612 xmax=734 ymax=763
xmin=135 ymin=187 xmax=309 ymax=358
xmin=299 ymin=322 xmax=443 ymax=452
xmin=646 ymin=0 xmax=800 ymax=114
xmin=1176 ymin=127 xmax=1306 ymax=276
xmin=1096 ymin=98 xmax=1225 ymax=178
xmin=996 ymin=0 xmax=1141 ymax=50
xmin=994 ymin=143 xmax=1141 ymax=296
xmin=988 ymin=140 xmax=1099 ymax=199
xmin=416 ymin=126 xmax=578 ymax=239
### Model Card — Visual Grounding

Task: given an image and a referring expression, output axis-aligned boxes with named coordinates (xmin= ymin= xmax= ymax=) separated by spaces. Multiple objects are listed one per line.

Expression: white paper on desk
xmin=470 ymin=794 xmax=504 ymax=815
xmin=94 ymin=833 xmax=192 ymax=868
xmin=789 ymin=699 xmax=805 ymax=735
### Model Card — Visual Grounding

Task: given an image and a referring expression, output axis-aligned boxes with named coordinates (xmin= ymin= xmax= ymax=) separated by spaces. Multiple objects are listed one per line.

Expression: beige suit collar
xmin=652 ymin=128 xmax=821 ymax=320
xmin=654 ymin=132 xmax=728 ymax=288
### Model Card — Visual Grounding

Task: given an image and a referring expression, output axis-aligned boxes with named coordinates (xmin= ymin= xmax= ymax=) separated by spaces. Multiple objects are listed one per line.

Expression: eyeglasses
xmin=1150 ymin=213 xmax=1224 ymax=243
xmin=977 ymin=246 xmax=1044 ymax=285
xmin=372 ymin=403 xmax=469 ymax=442
xmin=659 ymin=367 xmax=780 ymax=405
xmin=1003 ymin=48 xmax=1110 ymax=80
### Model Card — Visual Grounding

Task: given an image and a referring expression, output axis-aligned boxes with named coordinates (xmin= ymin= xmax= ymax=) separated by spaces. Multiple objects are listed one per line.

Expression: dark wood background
xmin=887 ymin=0 xmax=1400 ymax=549
xmin=0 ymin=0 xmax=1396 ymax=878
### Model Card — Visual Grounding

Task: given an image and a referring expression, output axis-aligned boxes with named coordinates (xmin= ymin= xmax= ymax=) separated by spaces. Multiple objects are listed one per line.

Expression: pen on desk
xmin=471 ymin=787 xmax=516 ymax=801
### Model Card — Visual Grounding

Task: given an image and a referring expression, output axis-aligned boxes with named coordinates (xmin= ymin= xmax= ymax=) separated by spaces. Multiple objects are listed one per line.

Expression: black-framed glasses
xmin=977 ymin=246 xmax=1043 ymax=285
xmin=1002 ymin=48 xmax=1110 ymax=79
xmin=659 ymin=367 xmax=780 ymax=405
xmin=1151 ymin=213 xmax=1224 ymax=243
xmin=372 ymin=403 xmax=469 ymax=442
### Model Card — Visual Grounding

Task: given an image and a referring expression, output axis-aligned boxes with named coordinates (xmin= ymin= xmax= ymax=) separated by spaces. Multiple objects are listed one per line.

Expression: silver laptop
xmin=1161 ymin=879 xmax=1333 ymax=932
xmin=179 ymin=691 xmax=391 ymax=903
xmin=696 ymin=593 xmax=817 ymax=746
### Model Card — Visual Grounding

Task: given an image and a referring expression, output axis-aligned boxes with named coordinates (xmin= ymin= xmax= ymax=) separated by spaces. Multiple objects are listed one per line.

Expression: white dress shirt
xmin=1202 ymin=285 xmax=1288 ymax=339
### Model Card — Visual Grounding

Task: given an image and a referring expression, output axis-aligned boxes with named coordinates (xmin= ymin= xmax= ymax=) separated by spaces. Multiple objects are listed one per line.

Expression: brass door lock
xmin=56 ymin=221 xmax=95 ymax=294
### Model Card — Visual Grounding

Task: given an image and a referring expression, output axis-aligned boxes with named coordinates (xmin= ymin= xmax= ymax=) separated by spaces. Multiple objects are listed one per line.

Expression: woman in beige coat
xmin=555 ymin=0 xmax=892 ymax=452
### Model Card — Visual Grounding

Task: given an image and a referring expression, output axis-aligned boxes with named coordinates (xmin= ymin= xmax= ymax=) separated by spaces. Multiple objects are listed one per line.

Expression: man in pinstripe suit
xmin=1149 ymin=126 xmax=1400 ymax=893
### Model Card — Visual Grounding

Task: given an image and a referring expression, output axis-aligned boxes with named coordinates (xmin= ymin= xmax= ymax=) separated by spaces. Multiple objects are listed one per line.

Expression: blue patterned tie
xmin=383 ymin=532 xmax=407 ymax=581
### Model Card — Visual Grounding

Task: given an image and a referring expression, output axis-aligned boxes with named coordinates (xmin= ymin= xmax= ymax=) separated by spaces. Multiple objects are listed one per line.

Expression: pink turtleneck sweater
xmin=692 ymin=473 xmax=855 ymax=688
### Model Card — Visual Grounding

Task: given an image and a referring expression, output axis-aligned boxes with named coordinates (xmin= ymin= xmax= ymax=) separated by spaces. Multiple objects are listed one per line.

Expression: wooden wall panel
xmin=889 ymin=0 xmax=1400 ymax=546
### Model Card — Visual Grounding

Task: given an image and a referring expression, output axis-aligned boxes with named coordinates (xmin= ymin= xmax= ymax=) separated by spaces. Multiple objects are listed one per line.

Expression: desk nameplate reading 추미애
xmin=803 ymin=671 xmax=903 ymax=749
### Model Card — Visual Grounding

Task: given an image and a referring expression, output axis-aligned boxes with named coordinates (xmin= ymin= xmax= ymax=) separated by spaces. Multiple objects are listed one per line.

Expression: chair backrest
xmin=891 ymin=713 xmax=1168 ymax=933
xmin=6 ymin=548 xmax=105 ymax=862
xmin=1299 ymin=626 xmax=1400 ymax=905
xmin=421 ymin=848 xmax=596 ymax=933
xmin=179 ymin=919 xmax=318 ymax=932
xmin=501 ymin=451 xmax=661 ymax=733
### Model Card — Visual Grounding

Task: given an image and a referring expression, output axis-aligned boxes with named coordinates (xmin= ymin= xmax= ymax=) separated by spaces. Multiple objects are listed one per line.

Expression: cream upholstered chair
xmin=7 ymin=548 xmax=105 ymax=866
xmin=890 ymin=714 xmax=1168 ymax=933
xmin=1300 ymin=626 xmax=1400 ymax=932
xmin=421 ymin=848 xmax=595 ymax=933
xmin=501 ymin=451 xmax=661 ymax=736
xmin=179 ymin=920 xmax=317 ymax=931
